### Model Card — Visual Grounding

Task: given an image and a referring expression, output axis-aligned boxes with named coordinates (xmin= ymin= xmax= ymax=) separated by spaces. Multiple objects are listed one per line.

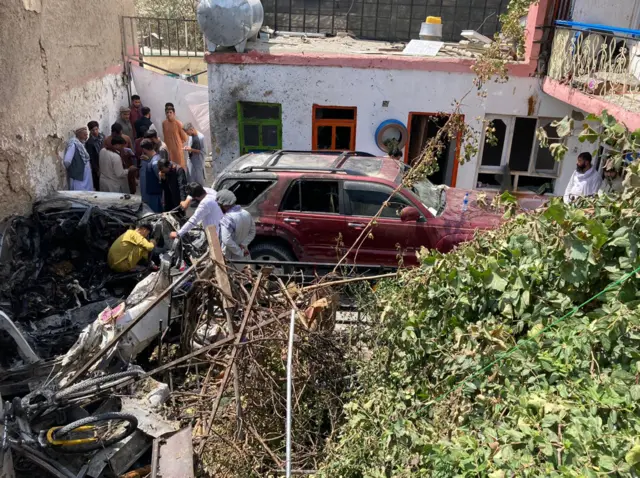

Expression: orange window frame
xmin=312 ymin=105 xmax=357 ymax=150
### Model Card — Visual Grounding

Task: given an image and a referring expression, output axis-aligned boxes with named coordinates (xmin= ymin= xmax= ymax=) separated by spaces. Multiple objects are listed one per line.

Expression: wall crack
xmin=38 ymin=38 xmax=57 ymax=131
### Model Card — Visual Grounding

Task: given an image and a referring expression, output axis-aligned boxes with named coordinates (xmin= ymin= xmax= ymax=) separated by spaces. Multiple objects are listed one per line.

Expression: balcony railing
xmin=122 ymin=16 xmax=206 ymax=58
xmin=547 ymin=21 xmax=640 ymax=113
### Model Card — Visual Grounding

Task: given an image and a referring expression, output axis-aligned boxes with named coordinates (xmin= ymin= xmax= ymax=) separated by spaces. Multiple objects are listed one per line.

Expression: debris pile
xmin=0 ymin=193 xmax=155 ymax=366
xmin=0 ymin=195 xmax=143 ymax=322
xmin=163 ymin=263 xmax=349 ymax=476
xmin=0 ymin=210 xmax=366 ymax=477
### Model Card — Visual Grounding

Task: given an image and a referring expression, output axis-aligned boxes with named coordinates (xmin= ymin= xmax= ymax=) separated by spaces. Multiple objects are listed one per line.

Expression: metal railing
xmin=122 ymin=16 xmax=206 ymax=58
xmin=535 ymin=0 xmax=572 ymax=75
xmin=262 ymin=0 xmax=508 ymax=43
xmin=547 ymin=21 xmax=640 ymax=113
xmin=122 ymin=0 xmax=508 ymax=53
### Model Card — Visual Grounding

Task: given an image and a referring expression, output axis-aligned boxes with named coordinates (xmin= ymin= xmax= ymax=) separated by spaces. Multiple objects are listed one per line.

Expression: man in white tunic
xmin=170 ymin=183 xmax=223 ymax=239
xmin=63 ymin=127 xmax=94 ymax=191
xmin=216 ymin=189 xmax=256 ymax=263
xmin=563 ymin=152 xmax=602 ymax=204
xmin=183 ymin=123 xmax=207 ymax=185
xmin=99 ymin=136 xmax=132 ymax=193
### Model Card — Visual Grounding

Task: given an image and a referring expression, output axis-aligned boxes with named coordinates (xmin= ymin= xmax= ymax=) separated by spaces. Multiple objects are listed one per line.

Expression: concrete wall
xmin=571 ymin=0 xmax=640 ymax=28
xmin=208 ymin=62 xmax=577 ymax=194
xmin=0 ymin=0 xmax=134 ymax=219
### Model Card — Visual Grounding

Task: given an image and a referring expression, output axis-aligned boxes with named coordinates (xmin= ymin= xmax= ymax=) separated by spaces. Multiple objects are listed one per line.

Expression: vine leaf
xmin=578 ymin=125 xmax=600 ymax=143
xmin=551 ymin=117 xmax=573 ymax=137
xmin=625 ymin=444 xmax=640 ymax=466
xmin=569 ymin=240 xmax=590 ymax=261
xmin=550 ymin=143 xmax=568 ymax=161
xmin=543 ymin=202 xmax=565 ymax=223
xmin=486 ymin=272 xmax=508 ymax=292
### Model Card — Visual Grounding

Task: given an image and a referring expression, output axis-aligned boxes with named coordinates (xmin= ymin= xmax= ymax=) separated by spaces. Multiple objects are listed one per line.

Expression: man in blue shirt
xmin=139 ymin=140 xmax=162 ymax=213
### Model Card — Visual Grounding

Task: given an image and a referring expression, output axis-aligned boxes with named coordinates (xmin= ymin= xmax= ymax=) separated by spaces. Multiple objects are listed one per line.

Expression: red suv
xmin=213 ymin=151 xmax=543 ymax=267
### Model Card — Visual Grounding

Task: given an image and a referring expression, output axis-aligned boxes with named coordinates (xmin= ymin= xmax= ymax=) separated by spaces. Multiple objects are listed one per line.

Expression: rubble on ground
xmin=0 ymin=200 xmax=371 ymax=476
xmin=0 ymin=192 xmax=163 ymax=367
xmin=163 ymin=263 xmax=348 ymax=476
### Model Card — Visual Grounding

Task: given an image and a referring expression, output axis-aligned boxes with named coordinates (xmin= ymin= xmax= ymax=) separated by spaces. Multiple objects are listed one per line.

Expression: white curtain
xmin=131 ymin=64 xmax=211 ymax=153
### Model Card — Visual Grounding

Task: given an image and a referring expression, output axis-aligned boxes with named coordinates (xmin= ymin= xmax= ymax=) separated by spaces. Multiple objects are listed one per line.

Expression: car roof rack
xmin=262 ymin=150 xmax=375 ymax=168
xmin=332 ymin=151 xmax=377 ymax=168
xmin=239 ymin=166 xmax=363 ymax=175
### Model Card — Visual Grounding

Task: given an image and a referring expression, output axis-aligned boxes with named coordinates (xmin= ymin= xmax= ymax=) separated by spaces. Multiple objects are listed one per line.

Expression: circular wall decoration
xmin=375 ymin=119 xmax=408 ymax=153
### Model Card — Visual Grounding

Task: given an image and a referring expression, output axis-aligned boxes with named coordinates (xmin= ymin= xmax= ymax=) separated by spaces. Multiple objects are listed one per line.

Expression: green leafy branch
xmin=538 ymin=110 xmax=640 ymax=188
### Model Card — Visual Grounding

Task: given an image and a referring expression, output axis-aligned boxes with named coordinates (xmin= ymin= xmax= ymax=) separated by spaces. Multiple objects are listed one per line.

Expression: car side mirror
xmin=400 ymin=206 xmax=421 ymax=222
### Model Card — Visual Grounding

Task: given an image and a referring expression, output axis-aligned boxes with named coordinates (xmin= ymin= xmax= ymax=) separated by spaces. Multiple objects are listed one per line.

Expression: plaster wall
xmin=208 ymin=62 xmax=577 ymax=194
xmin=0 ymin=0 xmax=134 ymax=220
xmin=570 ymin=0 xmax=640 ymax=28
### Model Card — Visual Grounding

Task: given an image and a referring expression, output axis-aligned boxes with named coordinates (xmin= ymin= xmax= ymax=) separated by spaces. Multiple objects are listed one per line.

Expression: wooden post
xmin=205 ymin=225 xmax=233 ymax=309
xmin=204 ymin=225 xmax=244 ymax=438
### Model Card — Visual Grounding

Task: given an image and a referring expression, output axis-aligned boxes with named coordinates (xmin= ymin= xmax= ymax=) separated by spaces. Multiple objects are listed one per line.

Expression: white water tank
xmin=198 ymin=0 xmax=264 ymax=53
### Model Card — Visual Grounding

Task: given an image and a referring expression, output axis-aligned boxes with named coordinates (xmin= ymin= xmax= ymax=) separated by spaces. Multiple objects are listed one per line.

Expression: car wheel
xmin=249 ymin=242 xmax=297 ymax=275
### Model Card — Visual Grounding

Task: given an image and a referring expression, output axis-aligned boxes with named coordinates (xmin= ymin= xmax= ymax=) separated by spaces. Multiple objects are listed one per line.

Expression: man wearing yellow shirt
xmin=107 ymin=223 xmax=156 ymax=272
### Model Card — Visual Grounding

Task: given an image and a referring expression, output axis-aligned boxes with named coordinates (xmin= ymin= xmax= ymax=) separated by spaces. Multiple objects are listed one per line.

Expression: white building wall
xmin=209 ymin=63 xmax=578 ymax=194
xmin=570 ymin=0 xmax=640 ymax=28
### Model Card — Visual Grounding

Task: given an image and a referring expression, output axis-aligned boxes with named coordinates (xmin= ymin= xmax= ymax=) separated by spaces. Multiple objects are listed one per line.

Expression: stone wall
xmin=0 ymin=0 xmax=135 ymax=220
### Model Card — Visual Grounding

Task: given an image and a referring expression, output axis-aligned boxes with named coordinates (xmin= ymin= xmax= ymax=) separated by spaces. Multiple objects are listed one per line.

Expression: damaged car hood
xmin=36 ymin=190 xmax=146 ymax=211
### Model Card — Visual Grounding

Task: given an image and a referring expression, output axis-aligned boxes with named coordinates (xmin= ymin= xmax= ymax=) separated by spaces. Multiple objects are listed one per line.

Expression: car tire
xmin=250 ymin=241 xmax=297 ymax=263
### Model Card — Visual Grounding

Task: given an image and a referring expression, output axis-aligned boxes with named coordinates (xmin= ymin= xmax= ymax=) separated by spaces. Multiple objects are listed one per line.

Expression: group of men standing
xmin=63 ymin=94 xmax=257 ymax=272
xmin=563 ymin=152 xmax=625 ymax=203
xmin=62 ymin=95 xmax=207 ymax=215
xmin=107 ymin=185 xmax=255 ymax=272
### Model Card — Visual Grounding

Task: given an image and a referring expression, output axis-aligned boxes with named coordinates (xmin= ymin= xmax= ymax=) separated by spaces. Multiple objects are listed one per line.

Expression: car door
xmin=275 ymin=179 xmax=346 ymax=262
xmin=342 ymin=181 xmax=436 ymax=266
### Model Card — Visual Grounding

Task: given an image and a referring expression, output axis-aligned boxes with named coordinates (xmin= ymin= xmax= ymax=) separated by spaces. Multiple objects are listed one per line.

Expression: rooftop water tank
xmin=197 ymin=0 xmax=264 ymax=53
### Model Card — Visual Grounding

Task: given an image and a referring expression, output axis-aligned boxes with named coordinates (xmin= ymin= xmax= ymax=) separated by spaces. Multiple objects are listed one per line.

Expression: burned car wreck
xmin=0 ymin=189 xmax=348 ymax=478
xmin=0 ymin=192 xmax=162 ymax=369
xmin=0 ymin=192 xmax=201 ymax=478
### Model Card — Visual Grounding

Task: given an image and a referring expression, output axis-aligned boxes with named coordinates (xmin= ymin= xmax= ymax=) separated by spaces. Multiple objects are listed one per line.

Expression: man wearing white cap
xmin=63 ymin=126 xmax=94 ymax=191
xmin=116 ymin=106 xmax=134 ymax=140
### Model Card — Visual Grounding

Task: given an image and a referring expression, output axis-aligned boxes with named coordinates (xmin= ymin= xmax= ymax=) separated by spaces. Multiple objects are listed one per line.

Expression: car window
xmin=220 ymin=180 xmax=274 ymax=207
xmin=344 ymin=181 xmax=412 ymax=219
xmin=281 ymin=180 xmax=340 ymax=214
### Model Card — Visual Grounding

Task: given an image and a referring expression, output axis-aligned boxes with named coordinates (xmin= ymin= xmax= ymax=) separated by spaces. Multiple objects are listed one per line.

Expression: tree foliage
xmin=320 ymin=188 xmax=640 ymax=477
xmin=539 ymin=111 xmax=640 ymax=187
xmin=315 ymin=0 xmax=640 ymax=472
